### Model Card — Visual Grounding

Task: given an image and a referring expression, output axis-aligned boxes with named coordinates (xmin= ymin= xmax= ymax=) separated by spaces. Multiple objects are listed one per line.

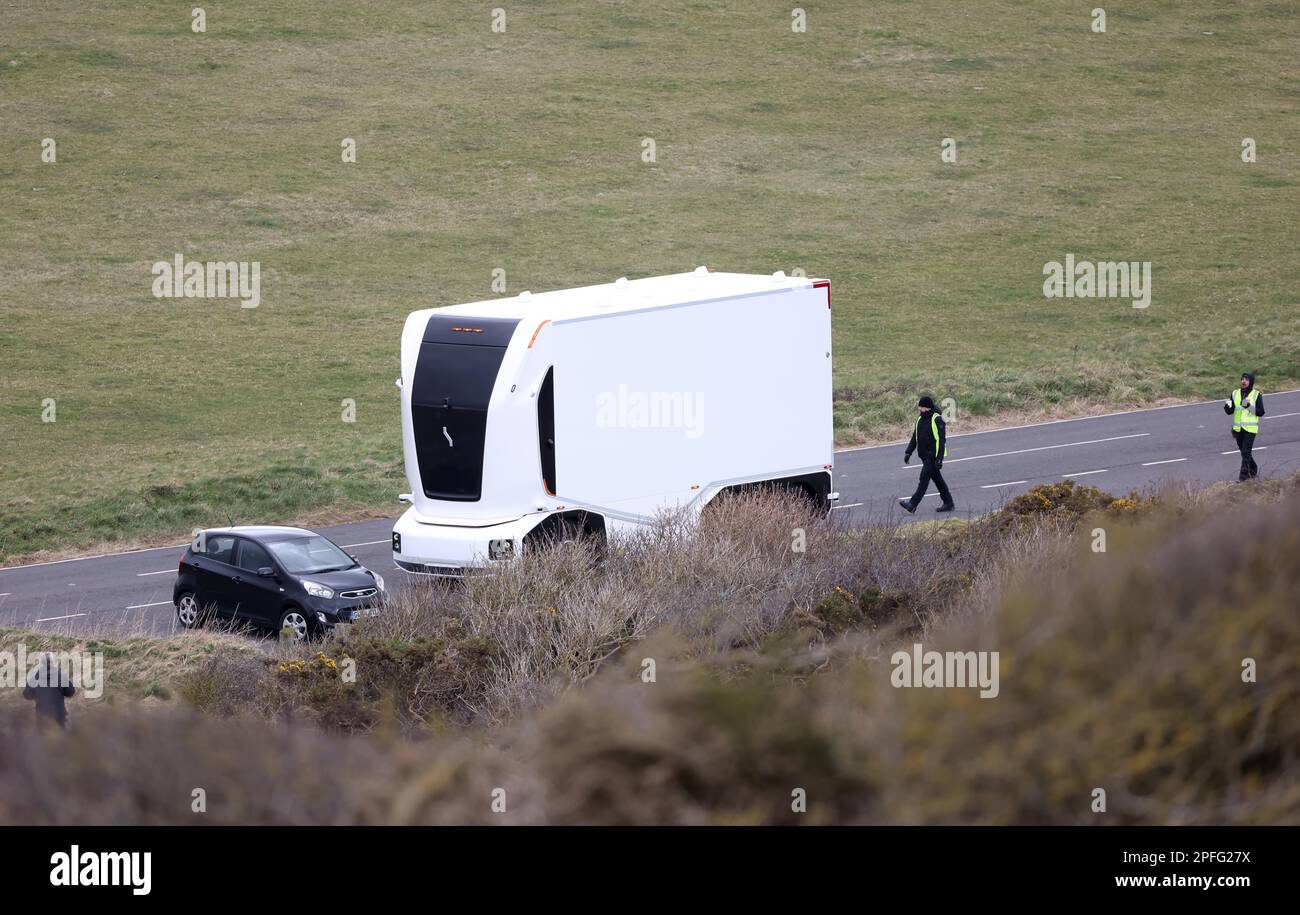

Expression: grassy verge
xmin=0 ymin=626 xmax=262 ymax=708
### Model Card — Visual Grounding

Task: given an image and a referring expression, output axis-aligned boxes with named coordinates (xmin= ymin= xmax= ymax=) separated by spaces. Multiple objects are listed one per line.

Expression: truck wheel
xmin=524 ymin=517 xmax=598 ymax=553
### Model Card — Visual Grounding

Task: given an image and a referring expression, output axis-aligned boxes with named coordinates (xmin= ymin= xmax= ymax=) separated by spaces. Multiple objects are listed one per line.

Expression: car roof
xmin=200 ymin=525 xmax=321 ymax=542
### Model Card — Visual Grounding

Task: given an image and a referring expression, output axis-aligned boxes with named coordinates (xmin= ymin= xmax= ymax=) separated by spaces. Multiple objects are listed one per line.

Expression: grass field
xmin=1 ymin=1 xmax=1297 ymax=561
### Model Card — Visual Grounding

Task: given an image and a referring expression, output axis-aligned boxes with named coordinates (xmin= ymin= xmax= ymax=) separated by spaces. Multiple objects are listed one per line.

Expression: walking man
xmin=1225 ymin=372 xmax=1264 ymax=481
xmin=23 ymin=652 xmax=76 ymax=731
xmin=899 ymin=395 xmax=954 ymax=513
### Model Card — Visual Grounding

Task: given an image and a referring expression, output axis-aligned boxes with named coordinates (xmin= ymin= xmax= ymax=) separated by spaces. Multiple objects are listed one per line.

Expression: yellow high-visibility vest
xmin=1233 ymin=388 xmax=1260 ymax=434
xmin=915 ymin=412 xmax=949 ymax=458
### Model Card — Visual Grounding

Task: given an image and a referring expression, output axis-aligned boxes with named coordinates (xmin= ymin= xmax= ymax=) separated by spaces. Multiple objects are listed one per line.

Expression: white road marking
xmin=3 ymin=395 xmax=1294 ymax=576
xmin=901 ymin=433 xmax=1150 ymax=470
xmin=830 ymin=502 xmax=863 ymax=510
xmin=1221 ymin=447 xmax=1268 ymax=455
xmin=1 ymin=542 xmax=189 ymax=572
xmin=125 ymin=600 xmax=173 ymax=610
xmin=340 ymin=539 xmax=391 ymax=548
xmin=136 ymin=569 xmax=174 ymax=577
xmin=981 ymin=480 xmax=1028 ymax=489
xmin=1063 ymin=469 xmax=1108 ymax=478
xmin=35 ymin=613 xmax=87 ymax=623
xmin=0 ymin=593 xmax=10 ymax=597
xmin=840 ymin=389 xmax=1300 ymax=453
xmin=1142 ymin=458 xmax=1186 ymax=466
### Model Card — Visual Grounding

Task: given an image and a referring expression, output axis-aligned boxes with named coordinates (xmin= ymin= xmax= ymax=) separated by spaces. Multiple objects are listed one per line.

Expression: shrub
xmin=3 ymin=484 xmax=1298 ymax=823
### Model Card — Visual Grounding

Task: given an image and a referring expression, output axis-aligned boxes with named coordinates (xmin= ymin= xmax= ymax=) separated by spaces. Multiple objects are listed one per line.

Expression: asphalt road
xmin=2 ymin=391 xmax=1296 ymax=637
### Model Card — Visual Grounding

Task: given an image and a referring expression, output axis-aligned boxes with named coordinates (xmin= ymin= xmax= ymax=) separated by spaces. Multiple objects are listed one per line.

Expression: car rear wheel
xmin=176 ymin=592 xmax=202 ymax=629
xmin=278 ymin=607 xmax=310 ymax=642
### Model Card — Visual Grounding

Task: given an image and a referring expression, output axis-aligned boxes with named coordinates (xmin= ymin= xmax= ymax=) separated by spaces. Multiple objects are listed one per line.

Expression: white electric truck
xmin=392 ymin=268 xmax=834 ymax=575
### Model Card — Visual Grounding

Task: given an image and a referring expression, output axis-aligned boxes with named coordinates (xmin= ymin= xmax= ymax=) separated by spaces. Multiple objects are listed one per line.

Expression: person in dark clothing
xmin=1224 ymin=372 xmax=1264 ymax=481
xmin=23 ymin=652 xmax=75 ymax=731
xmin=899 ymin=395 xmax=954 ymax=513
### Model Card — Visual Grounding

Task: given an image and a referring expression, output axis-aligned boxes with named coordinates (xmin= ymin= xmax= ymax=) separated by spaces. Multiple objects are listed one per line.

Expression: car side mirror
xmin=257 ymin=566 xmax=276 ymax=578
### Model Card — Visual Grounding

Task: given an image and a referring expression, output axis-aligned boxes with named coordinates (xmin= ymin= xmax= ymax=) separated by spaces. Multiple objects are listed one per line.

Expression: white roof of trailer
xmin=430 ymin=269 xmax=825 ymax=322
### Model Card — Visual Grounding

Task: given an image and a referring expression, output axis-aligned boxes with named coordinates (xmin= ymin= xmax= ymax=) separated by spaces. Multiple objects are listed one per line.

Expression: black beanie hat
xmin=918 ymin=395 xmax=935 ymax=410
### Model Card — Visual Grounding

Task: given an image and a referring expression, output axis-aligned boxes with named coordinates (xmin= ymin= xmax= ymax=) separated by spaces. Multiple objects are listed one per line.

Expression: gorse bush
xmin=1000 ymin=480 xmax=1156 ymax=524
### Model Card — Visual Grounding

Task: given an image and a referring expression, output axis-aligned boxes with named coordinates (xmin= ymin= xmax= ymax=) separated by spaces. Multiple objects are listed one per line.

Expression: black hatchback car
xmin=173 ymin=526 xmax=385 ymax=640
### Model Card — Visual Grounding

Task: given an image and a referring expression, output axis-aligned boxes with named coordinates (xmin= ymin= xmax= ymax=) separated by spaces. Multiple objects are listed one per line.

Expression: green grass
xmin=1 ymin=1 xmax=1297 ymax=561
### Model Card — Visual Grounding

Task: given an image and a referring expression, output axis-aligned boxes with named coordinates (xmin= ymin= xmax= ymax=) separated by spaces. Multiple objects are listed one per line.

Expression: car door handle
xmin=232 ymin=576 xmax=243 ymax=584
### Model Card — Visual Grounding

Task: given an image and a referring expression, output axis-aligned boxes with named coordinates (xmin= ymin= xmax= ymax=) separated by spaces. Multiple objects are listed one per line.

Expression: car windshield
xmin=266 ymin=535 xmax=355 ymax=574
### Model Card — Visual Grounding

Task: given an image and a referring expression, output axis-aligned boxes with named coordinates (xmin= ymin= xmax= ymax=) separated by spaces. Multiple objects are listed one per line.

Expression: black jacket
xmin=905 ymin=410 xmax=947 ymax=461
xmin=24 ymin=669 xmax=75 ymax=727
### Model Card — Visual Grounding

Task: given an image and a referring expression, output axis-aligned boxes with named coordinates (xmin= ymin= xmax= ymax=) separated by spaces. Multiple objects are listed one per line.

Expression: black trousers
xmin=909 ymin=456 xmax=953 ymax=507
xmin=1235 ymin=429 xmax=1258 ymax=480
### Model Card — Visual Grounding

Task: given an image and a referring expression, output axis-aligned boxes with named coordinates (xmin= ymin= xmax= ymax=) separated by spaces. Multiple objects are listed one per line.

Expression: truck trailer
xmin=392 ymin=267 xmax=834 ymax=575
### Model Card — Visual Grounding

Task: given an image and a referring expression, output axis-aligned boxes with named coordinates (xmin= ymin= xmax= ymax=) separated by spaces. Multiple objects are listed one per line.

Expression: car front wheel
xmin=278 ymin=607 xmax=310 ymax=642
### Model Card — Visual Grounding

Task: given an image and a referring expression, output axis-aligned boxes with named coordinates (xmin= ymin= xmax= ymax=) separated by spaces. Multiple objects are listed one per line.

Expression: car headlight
xmin=373 ymin=573 xmax=385 ymax=592
xmin=302 ymin=581 xmax=334 ymax=599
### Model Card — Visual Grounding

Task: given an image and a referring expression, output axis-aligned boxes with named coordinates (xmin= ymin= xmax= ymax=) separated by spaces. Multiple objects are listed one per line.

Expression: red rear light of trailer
xmin=813 ymin=280 xmax=830 ymax=309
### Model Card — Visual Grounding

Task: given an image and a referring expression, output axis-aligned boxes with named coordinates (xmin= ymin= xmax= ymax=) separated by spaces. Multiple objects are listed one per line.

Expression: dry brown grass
xmin=2 ymin=481 xmax=1296 ymax=824
xmin=170 ymin=492 xmax=1032 ymax=730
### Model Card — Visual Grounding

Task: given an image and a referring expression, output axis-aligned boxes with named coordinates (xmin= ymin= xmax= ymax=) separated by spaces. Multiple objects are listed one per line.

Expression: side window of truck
xmin=538 ymin=367 xmax=556 ymax=495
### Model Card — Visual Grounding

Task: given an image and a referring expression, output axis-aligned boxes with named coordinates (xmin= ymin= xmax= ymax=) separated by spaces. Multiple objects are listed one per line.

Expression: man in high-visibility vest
xmin=1224 ymin=372 xmax=1264 ymax=481
xmin=899 ymin=395 xmax=954 ymax=513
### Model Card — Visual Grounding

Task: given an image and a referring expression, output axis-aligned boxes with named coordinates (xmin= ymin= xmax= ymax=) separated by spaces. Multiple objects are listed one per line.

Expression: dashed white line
xmin=1063 ymin=469 xmax=1108 ymax=478
xmin=830 ymin=502 xmax=864 ymax=510
xmin=340 ymin=539 xmax=391 ymax=548
xmin=0 ymin=542 xmax=189 ymax=572
xmin=981 ymin=480 xmax=1028 ymax=489
xmin=136 ymin=569 xmax=174 ymax=577
xmin=1142 ymin=458 xmax=1186 ymax=466
xmin=125 ymin=600 xmax=173 ymax=610
xmin=900 ymin=433 xmax=1150 ymax=470
xmin=35 ymin=613 xmax=87 ymax=623
xmin=838 ymin=388 xmax=1300 ymax=453
xmin=1221 ymin=447 xmax=1268 ymax=455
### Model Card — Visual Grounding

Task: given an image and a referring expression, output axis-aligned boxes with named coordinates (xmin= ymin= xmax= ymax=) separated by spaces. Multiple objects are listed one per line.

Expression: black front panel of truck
xmin=411 ymin=315 xmax=520 ymax=502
